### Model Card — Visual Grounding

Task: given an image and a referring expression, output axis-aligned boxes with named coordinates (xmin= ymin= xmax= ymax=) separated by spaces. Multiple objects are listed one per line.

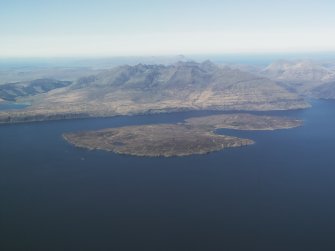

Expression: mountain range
xmin=0 ymin=61 xmax=308 ymax=123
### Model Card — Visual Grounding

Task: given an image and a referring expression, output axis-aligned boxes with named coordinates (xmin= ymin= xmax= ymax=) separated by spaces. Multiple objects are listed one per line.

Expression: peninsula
xmin=63 ymin=113 xmax=302 ymax=157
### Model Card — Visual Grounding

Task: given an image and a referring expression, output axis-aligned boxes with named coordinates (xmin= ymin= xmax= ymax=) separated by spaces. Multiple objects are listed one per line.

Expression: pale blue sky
xmin=1 ymin=0 xmax=335 ymax=57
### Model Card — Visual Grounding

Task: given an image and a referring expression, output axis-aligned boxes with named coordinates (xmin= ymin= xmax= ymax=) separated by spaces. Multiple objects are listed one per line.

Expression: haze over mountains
xmin=0 ymin=60 xmax=308 ymax=123
xmin=260 ymin=60 xmax=335 ymax=97
xmin=229 ymin=58 xmax=335 ymax=99
xmin=261 ymin=60 xmax=334 ymax=83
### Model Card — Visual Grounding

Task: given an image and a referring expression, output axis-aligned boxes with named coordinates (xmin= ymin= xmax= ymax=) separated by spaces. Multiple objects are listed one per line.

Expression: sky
xmin=1 ymin=0 xmax=335 ymax=57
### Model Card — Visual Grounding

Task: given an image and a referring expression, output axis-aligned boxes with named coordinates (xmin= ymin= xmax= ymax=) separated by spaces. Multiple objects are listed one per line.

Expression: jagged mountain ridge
xmin=36 ymin=61 xmax=306 ymax=110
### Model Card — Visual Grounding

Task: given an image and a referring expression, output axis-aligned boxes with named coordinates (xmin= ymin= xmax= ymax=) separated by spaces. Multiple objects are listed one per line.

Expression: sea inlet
xmin=1 ymin=100 xmax=335 ymax=250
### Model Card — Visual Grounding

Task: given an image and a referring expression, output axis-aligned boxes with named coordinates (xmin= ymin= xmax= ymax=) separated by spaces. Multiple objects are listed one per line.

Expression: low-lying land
xmin=63 ymin=113 xmax=302 ymax=157
xmin=185 ymin=113 xmax=303 ymax=130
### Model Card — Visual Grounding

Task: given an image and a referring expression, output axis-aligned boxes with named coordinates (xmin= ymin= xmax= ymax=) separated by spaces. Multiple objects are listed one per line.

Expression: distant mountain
xmin=0 ymin=61 xmax=308 ymax=123
xmin=0 ymin=79 xmax=72 ymax=101
xmin=262 ymin=60 xmax=334 ymax=83
xmin=261 ymin=60 xmax=335 ymax=95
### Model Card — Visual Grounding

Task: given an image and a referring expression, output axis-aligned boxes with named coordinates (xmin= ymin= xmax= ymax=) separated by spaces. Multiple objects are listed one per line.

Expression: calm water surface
xmin=1 ymin=100 xmax=335 ymax=251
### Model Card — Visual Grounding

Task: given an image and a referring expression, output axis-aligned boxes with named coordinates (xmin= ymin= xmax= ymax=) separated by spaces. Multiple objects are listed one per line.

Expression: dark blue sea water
xmin=1 ymin=100 xmax=335 ymax=251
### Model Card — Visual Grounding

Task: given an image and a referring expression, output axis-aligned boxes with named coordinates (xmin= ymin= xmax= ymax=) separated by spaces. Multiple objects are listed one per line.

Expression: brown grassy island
xmin=63 ymin=113 xmax=302 ymax=157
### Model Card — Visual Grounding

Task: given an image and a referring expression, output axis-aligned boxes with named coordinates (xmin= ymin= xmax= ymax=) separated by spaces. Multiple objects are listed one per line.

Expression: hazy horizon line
xmin=1 ymin=51 xmax=335 ymax=60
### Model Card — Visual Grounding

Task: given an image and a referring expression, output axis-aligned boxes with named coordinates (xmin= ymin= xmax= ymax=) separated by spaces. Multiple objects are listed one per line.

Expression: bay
xmin=1 ymin=100 xmax=335 ymax=251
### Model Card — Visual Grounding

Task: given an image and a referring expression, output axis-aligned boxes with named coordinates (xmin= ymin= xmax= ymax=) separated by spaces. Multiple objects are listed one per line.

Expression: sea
xmin=1 ymin=100 xmax=335 ymax=251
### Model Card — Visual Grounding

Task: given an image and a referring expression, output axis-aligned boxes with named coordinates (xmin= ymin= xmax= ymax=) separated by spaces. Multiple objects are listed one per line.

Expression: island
xmin=63 ymin=113 xmax=302 ymax=157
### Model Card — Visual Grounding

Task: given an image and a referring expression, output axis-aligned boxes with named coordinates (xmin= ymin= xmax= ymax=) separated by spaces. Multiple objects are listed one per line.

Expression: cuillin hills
xmin=0 ymin=61 xmax=308 ymax=123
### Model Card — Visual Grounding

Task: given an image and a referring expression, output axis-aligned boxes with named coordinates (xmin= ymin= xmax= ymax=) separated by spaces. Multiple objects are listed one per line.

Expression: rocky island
xmin=63 ymin=113 xmax=302 ymax=157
